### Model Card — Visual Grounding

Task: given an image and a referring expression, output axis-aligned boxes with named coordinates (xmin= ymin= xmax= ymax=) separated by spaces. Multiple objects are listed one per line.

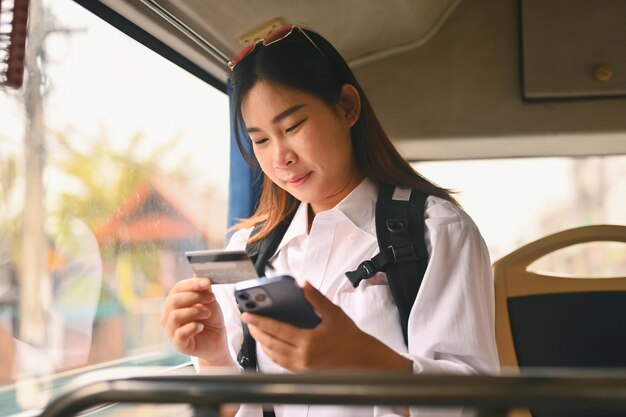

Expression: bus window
xmin=413 ymin=155 xmax=626 ymax=266
xmin=0 ymin=0 xmax=228 ymax=413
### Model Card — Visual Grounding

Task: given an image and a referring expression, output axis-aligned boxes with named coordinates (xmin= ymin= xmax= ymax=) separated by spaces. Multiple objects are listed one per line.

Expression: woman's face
xmin=241 ymin=80 xmax=363 ymax=214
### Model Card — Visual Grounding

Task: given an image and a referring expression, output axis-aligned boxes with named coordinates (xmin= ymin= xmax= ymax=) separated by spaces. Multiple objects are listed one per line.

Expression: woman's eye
xmin=286 ymin=118 xmax=307 ymax=133
xmin=253 ymin=138 xmax=268 ymax=145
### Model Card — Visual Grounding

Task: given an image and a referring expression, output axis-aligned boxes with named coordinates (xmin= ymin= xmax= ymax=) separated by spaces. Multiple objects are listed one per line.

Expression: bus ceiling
xmin=75 ymin=0 xmax=626 ymax=160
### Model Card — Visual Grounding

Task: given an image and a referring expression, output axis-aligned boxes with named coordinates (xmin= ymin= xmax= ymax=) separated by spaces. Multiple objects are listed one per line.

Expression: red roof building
xmin=95 ymin=177 xmax=227 ymax=246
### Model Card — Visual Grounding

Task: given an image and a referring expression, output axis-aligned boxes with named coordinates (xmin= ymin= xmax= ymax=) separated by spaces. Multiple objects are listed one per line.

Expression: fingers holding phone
xmin=236 ymin=276 xmax=315 ymax=368
xmin=236 ymin=275 xmax=328 ymax=370
xmin=240 ymin=278 xmax=380 ymax=372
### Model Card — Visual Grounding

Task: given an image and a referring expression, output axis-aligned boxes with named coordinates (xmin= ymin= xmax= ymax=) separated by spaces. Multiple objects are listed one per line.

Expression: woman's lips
xmin=287 ymin=172 xmax=312 ymax=186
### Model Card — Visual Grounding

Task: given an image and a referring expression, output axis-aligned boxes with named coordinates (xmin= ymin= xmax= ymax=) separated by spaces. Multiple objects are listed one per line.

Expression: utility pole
xmin=19 ymin=0 xmax=46 ymax=347
xmin=18 ymin=0 xmax=84 ymax=352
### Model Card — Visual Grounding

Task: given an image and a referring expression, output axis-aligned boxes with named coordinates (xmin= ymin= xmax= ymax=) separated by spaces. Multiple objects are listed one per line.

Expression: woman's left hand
xmin=241 ymin=281 xmax=412 ymax=372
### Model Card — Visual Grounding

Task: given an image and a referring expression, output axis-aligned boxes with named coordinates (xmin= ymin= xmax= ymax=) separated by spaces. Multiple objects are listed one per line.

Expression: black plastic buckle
xmin=389 ymin=245 xmax=418 ymax=263
xmin=345 ymin=260 xmax=376 ymax=287
xmin=238 ymin=355 xmax=251 ymax=369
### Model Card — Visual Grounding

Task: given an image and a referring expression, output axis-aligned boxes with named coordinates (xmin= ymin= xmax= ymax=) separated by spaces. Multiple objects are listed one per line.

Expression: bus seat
xmin=493 ymin=224 xmax=626 ymax=417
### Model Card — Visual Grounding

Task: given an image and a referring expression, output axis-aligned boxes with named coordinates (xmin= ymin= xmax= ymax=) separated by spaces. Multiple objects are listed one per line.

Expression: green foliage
xmin=49 ymin=130 xmax=189 ymax=285
xmin=51 ymin=131 xmax=162 ymax=230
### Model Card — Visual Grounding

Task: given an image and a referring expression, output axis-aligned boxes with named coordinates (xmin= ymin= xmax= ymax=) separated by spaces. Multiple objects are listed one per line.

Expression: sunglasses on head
xmin=228 ymin=24 xmax=324 ymax=71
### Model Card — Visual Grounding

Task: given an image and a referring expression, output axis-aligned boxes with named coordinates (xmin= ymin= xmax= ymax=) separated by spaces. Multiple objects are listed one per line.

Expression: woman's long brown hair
xmin=230 ymin=27 xmax=456 ymax=242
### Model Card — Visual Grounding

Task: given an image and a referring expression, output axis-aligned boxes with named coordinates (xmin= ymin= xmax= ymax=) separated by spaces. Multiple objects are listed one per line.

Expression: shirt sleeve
xmin=403 ymin=197 xmax=500 ymax=375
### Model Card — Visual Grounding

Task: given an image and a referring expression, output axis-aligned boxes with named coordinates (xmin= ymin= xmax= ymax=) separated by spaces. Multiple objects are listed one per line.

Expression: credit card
xmin=185 ymin=250 xmax=258 ymax=284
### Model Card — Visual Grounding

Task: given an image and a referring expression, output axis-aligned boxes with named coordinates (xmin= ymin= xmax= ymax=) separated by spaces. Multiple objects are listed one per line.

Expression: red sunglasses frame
xmin=228 ymin=24 xmax=323 ymax=70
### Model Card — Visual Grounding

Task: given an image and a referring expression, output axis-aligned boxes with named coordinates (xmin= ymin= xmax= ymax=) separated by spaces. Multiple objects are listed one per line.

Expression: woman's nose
xmin=272 ymin=143 xmax=296 ymax=168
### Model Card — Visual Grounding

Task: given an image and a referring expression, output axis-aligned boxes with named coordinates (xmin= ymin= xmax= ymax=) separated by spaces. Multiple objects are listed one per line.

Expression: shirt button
xmin=348 ymin=233 xmax=356 ymax=240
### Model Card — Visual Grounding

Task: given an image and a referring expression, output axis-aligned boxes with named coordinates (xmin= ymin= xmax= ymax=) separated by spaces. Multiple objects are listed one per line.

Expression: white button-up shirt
xmin=210 ymin=178 xmax=499 ymax=417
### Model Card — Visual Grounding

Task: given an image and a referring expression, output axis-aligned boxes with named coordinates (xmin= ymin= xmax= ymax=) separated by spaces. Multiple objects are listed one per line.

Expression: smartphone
xmin=234 ymin=275 xmax=321 ymax=329
xmin=185 ymin=249 xmax=258 ymax=284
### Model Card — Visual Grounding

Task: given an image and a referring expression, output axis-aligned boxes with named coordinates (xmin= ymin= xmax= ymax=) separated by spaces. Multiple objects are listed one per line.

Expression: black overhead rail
xmin=38 ymin=369 xmax=626 ymax=417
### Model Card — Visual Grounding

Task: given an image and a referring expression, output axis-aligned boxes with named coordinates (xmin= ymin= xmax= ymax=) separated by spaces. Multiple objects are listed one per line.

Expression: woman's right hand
xmin=161 ymin=277 xmax=233 ymax=366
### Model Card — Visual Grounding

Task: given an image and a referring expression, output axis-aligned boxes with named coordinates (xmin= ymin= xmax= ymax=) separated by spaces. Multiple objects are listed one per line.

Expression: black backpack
xmin=237 ymin=183 xmax=429 ymax=371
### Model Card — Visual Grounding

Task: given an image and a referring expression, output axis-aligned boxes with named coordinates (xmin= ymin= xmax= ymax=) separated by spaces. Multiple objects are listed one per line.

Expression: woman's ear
xmin=337 ymin=84 xmax=361 ymax=128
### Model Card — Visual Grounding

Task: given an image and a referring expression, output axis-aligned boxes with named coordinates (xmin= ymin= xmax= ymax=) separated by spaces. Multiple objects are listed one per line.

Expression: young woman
xmin=162 ymin=24 xmax=499 ymax=417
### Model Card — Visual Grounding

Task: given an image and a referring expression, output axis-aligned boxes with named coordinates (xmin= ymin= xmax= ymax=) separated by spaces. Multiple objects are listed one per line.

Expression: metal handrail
xmin=38 ymin=368 xmax=626 ymax=417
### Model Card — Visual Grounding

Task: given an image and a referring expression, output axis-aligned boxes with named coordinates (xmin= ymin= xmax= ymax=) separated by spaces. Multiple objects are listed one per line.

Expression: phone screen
xmin=185 ymin=250 xmax=258 ymax=284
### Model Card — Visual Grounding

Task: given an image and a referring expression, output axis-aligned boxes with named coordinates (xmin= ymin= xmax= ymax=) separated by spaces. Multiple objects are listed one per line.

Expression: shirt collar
xmin=273 ymin=178 xmax=378 ymax=254
xmin=330 ymin=177 xmax=377 ymax=233
xmin=274 ymin=200 xmax=309 ymax=254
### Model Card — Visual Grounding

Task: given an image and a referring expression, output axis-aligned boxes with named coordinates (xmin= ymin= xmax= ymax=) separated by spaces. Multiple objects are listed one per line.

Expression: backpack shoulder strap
xmin=238 ymin=211 xmax=296 ymax=370
xmin=376 ymin=184 xmax=429 ymax=345
xmin=345 ymin=184 xmax=429 ymax=345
